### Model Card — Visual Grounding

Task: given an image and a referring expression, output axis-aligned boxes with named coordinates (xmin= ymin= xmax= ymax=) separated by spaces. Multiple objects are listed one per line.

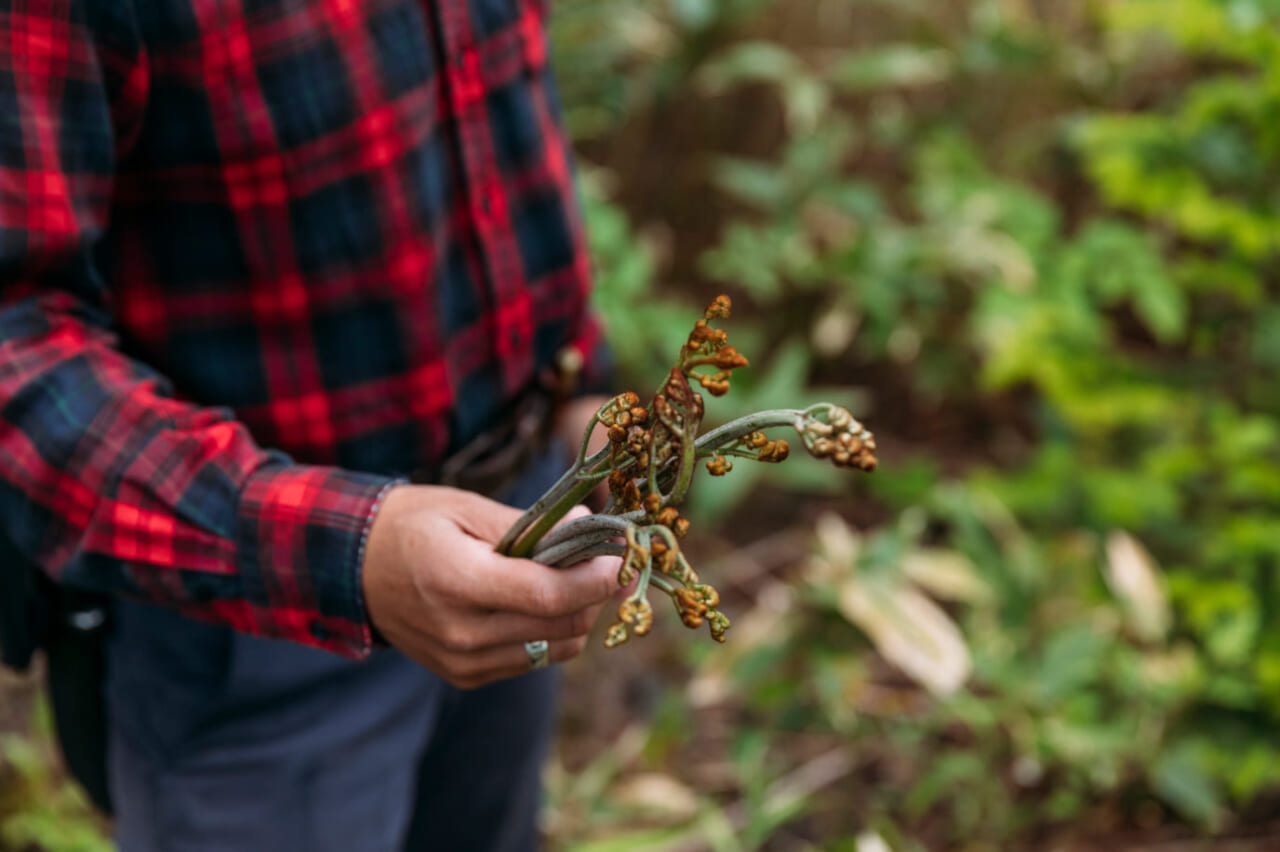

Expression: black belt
xmin=409 ymin=383 xmax=557 ymax=498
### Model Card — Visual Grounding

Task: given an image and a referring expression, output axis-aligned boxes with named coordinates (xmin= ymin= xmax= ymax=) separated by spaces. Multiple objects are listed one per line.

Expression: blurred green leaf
xmin=712 ymin=157 xmax=789 ymax=211
xmin=699 ymin=41 xmax=804 ymax=93
xmin=553 ymin=0 xmax=1280 ymax=845
xmin=1150 ymin=746 xmax=1224 ymax=827
xmin=832 ymin=44 xmax=954 ymax=91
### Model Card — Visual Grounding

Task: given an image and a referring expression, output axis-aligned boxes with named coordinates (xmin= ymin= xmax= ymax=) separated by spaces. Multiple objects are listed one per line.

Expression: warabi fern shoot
xmin=496 ymin=296 xmax=877 ymax=646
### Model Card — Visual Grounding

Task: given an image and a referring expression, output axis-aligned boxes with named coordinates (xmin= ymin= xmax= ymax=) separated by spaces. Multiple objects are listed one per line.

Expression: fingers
xmin=448 ymin=490 xmax=594 ymax=553
xmin=445 ymin=488 xmax=529 ymax=543
xmin=472 ymin=552 xmax=620 ymax=618
xmin=375 ymin=488 xmax=623 ymax=690
xmin=432 ymin=600 xmax=607 ymax=653
xmin=467 ymin=600 xmax=608 ymax=648
xmin=427 ymin=583 xmax=609 ymax=690
xmin=439 ymin=636 xmax=589 ymax=691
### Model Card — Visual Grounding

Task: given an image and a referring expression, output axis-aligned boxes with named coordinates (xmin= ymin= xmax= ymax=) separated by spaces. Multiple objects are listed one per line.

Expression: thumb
xmin=446 ymin=489 xmax=528 ymax=544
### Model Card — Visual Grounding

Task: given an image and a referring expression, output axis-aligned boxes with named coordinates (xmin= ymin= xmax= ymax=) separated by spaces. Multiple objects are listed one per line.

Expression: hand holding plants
xmin=498 ymin=296 xmax=877 ymax=647
xmin=362 ymin=487 xmax=617 ymax=688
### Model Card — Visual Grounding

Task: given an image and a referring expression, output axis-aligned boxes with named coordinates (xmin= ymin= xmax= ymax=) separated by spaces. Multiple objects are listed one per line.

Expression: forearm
xmin=0 ymin=2 xmax=399 ymax=657
xmin=0 ymin=293 xmax=396 ymax=656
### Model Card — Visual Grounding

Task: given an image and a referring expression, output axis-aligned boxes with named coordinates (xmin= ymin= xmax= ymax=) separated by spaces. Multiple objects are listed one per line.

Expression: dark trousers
xmin=106 ymin=449 xmax=565 ymax=852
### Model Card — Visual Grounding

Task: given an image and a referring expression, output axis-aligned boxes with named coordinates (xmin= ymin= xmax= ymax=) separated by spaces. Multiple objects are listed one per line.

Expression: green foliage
xmin=0 ymin=698 xmax=111 ymax=852
xmin=555 ymin=0 xmax=1280 ymax=846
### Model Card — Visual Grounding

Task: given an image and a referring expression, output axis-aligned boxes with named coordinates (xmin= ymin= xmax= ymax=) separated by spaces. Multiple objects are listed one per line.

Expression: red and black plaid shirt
xmin=0 ymin=0 xmax=603 ymax=657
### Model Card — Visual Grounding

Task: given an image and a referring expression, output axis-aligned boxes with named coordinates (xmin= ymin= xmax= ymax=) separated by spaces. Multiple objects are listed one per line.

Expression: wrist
xmin=358 ymin=479 xmax=407 ymax=649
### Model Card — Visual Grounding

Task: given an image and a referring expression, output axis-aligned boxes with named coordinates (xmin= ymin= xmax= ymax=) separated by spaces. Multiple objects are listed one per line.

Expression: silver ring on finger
xmin=524 ymin=639 xmax=550 ymax=671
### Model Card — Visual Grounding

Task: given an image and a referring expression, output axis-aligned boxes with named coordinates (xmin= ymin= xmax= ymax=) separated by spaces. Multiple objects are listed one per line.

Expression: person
xmin=0 ymin=0 xmax=620 ymax=848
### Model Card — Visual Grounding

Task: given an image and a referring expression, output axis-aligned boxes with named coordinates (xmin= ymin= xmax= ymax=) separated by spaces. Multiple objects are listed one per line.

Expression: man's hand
xmin=362 ymin=485 xmax=618 ymax=688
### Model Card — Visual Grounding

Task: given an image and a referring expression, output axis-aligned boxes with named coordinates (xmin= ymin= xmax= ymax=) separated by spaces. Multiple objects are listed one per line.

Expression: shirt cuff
xmin=236 ymin=462 xmax=397 ymax=659
xmin=359 ymin=477 xmax=406 ymax=650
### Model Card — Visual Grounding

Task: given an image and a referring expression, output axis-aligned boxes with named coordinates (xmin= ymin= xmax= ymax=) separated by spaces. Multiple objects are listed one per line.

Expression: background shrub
xmin=547 ymin=0 xmax=1280 ymax=848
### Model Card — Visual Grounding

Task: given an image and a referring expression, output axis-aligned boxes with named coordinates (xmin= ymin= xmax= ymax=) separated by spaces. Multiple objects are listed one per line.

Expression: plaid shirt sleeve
xmin=0 ymin=3 xmax=391 ymax=658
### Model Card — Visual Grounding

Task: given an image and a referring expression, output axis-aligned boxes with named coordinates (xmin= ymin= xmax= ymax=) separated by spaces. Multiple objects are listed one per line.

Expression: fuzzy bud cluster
xmin=704 ymin=294 xmax=732 ymax=320
xmin=618 ymin=597 xmax=654 ymax=636
xmin=688 ymin=320 xmax=728 ymax=350
xmin=650 ymin=535 xmax=695 ymax=584
xmin=679 ymin=296 xmax=749 ymax=397
xmin=513 ymin=298 xmax=876 ymax=653
xmin=656 ymin=507 xmax=690 ymax=538
xmin=706 ymin=454 xmax=733 ymax=476
xmin=601 ymin=393 xmax=653 ymax=456
xmin=672 ymin=584 xmax=730 ymax=642
xmin=708 ymin=611 xmax=731 ymax=643
xmin=741 ymin=430 xmax=789 ymax=463
xmin=608 ymin=469 xmax=642 ymax=513
xmin=796 ymin=404 xmax=877 ymax=472
xmin=605 ymin=548 xmax=673 ymax=646
xmin=650 ymin=536 xmax=677 ymax=575
xmin=604 ymin=622 xmax=629 ymax=649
